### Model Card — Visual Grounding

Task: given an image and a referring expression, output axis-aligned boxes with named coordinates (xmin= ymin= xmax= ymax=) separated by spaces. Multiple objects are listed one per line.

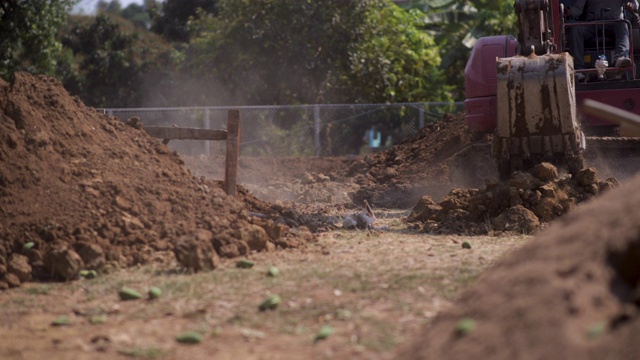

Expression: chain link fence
xmin=103 ymin=102 xmax=464 ymax=157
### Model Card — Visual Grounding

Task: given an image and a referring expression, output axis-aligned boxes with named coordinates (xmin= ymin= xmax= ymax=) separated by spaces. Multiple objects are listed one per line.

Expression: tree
xmin=186 ymin=0 xmax=451 ymax=105
xmin=151 ymin=0 xmax=218 ymax=42
xmin=97 ymin=0 xmax=122 ymax=14
xmin=59 ymin=14 xmax=177 ymax=107
xmin=398 ymin=0 xmax=518 ymax=100
xmin=0 ymin=0 xmax=74 ymax=79
xmin=121 ymin=3 xmax=150 ymax=29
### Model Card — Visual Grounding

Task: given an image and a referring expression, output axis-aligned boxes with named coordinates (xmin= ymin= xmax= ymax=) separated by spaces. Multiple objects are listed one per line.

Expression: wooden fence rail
xmin=143 ymin=109 xmax=240 ymax=196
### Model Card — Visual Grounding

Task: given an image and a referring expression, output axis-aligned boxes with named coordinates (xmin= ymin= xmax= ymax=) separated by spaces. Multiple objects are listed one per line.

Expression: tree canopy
xmin=2 ymin=0 xmax=520 ymax=105
xmin=0 ymin=0 xmax=74 ymax=79
xmin=186 ymin=0 xmax=451 ymax=105
xmin=150 ymin=0 xmax=218 ymax=42
xmin=399 ymin=0 xmax=518 ymax=99
xmin=59 ymin=14 xmax=177 ymax=107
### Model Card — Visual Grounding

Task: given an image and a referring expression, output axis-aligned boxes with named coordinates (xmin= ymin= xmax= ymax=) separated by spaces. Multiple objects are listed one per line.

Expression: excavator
xmin=459 ymin=0 xmax=640 ymax=184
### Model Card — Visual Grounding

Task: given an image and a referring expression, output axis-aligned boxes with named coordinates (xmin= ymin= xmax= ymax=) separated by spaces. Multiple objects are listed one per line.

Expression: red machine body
xmin=464 ymin=0 xmax=640 ymax=137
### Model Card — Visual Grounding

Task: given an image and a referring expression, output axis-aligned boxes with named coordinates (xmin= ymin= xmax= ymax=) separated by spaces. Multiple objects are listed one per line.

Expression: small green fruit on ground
xmin=79 ymin=270 xmax=98 ymax=279
xmin=119 ymin=287 xmax=143 ymax=301
xmin=90 ymin=315 xmax=108 ymax=325
xmin=314 ymin=325 xmax=333 ymax=342
xmin=236 ymin=259 xmax=255 ymax=268
xmin=267 ymin=266 xmax=280 ymax=277
xmin=462 ymin=241 xmax=472 ymax=249
xmin=259 ymin=295 xmax=281 ymax=311
xmin=176 ymin=331 xmax=203 ymax=344
xmin=148 ymin=287 xmax=162 ymax=299
xmin=51 ymin=316 xmax=70 ymax=326
xmin=454 ymin=318 xmax=476 ymax=336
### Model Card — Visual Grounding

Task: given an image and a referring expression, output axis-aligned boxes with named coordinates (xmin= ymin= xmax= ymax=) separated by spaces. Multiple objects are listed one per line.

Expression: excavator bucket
xmin=493 ymin=52 xmax=585 ymax=179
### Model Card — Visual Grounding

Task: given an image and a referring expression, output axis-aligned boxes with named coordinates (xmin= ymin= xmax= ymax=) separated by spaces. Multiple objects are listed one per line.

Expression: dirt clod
xmin=7 ymin=254 xmax=32 ymax=283
xmin=173 ymin=229 xmax=220 ymax=272
xmin=406 ymin=163 xmax=618 ymax=235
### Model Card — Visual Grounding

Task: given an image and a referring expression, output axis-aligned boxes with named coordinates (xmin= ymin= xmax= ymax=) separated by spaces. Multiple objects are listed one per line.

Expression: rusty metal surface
xmin=495 ymin=52 xmax=582 ymax=160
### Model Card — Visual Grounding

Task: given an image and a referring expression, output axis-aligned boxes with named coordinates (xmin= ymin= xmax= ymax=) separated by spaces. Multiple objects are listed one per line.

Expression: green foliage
xmin=345 ymin=5 xmax=450 ymax=103
xmin=97 ymin=0 xmax=122 ymax=14
xmin=59 ymin=14 xmax=177 ymax=107
xmin=121 ymin=3 xmax=151 ymax=29
xmin=0 ymin=0 xmax=74 ymax=79
xmin=151 ymin=0 xmax=218 ymax=42
xmin=394 ymin=0 xmax=518 ymax=100
xmin=186 ymin=0 xmax=451 ymax=105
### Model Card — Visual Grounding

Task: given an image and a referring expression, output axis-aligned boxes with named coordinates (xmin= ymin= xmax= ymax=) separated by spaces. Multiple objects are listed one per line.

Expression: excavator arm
xmin=493 ymin=0 xmax=585 ymax=179
xmin=515 ymin=0 xmax=556 ymax=55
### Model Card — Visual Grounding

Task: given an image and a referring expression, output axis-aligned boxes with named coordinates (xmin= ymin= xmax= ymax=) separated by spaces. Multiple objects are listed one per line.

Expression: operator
xmin=565 ymin=0 xmax=636 ymax=80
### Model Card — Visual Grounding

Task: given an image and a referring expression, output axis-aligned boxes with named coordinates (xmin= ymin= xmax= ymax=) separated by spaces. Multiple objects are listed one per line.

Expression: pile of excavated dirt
xmin=183 ymin=115 xmax=624 ymax=236
xmin=406 ymin=162 xmax=618 ymax=235
xmin=0 ymin=73 xmax=313 ymax=289
xmin=349 ymin=113 xmax=472 ymax=208
xmin=399 ymin=172 xmax=640 ymax=360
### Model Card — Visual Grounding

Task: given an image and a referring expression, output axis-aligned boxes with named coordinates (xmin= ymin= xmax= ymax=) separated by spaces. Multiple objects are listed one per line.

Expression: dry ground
xmin=3 ymin=72 xmax=635 ymax=360
xmin=0 ymin=211 xmax=528 ymax=360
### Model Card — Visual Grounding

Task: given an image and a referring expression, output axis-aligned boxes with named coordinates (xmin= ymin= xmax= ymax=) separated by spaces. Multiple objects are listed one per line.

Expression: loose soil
xmin=0 ymin=72 xmax=638 ymax=359
xmin=400 ymin=173 xmax=640 ymax=360
xmin=0 ymin=72 xmax=313 ymax=288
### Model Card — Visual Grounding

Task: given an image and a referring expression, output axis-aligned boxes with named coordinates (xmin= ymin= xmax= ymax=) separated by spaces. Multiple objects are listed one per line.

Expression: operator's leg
xmin=611 ymin=22 xmax=631 ymax=67
xmin=568 ymin=25 xmax=595 ymax=69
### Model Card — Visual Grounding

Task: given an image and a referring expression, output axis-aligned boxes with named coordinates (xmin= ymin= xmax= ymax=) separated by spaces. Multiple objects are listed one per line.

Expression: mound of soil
xmin=0 ymin=73 xmax=313 ymax=289
xmin=349 ymin=113 xmax=472 ymax=208
xmin=184 ymin=114 xmax=472 ymax=210
xmin=406 ymin=162 xmax=619 ymax=235
xmin=400 ymin=172 xmax=640 ymax=360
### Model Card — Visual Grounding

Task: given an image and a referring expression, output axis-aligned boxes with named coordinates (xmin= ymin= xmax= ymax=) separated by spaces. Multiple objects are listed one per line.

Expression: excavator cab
xmin=561 ymin=11 xmax=636 ymax=82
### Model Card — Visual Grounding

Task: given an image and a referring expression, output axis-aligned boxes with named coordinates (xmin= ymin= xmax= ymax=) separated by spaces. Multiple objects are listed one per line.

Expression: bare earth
xmin=1 ymin=73 xmax=638 ymax=359
xmin=0 ymin=215 xmax=528 ymax=360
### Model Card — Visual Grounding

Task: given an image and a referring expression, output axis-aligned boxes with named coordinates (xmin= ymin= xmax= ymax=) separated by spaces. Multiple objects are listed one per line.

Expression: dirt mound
xmin=406 ymin=162 xmax=618 ymax=235
xmin=181 ymin=114 xmax=472 ymax=210
xmin=0 ymin=73 xmax=312 ymax=289
xmin=399 ymin=172 xmax=640 ymax=360
xmin=348 ymin=113 xmax=471 ymax=208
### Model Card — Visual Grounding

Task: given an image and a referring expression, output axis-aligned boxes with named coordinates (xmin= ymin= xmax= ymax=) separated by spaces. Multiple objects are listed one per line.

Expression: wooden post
xmin=224 ymin=110 xmax=240 ymax=196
